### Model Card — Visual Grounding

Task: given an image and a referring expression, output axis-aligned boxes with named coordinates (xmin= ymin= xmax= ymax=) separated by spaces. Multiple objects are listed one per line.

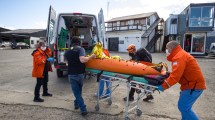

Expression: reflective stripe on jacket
xmin=162 ymin=45 xmax=206 ymax=91
xmin=32 ymin=48 xmax=52 ymax=78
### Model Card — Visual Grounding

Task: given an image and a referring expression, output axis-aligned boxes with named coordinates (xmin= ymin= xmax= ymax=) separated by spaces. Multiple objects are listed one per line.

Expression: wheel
xmin=107 ymin=99 xmax=112 ymax=105
xmin=136 ymin=109 xmax=142 ymax=116
xmin=95 ymin=104 xmax=100 ymax=111
xmin=124 ymin=116 xmax=130 ymax=120
xmin=56 ymin=69 xmax=63 ymax=77
xmin=136 ymin=89 xmax=141 ymax=94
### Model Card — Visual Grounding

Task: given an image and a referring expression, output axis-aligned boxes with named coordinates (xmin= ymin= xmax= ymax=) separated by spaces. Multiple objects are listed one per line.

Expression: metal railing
xmin=105 ymin=24 xmax=147 ymax=32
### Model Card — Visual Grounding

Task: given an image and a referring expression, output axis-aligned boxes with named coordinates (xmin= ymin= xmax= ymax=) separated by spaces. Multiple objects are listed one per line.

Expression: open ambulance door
xmin=98 ymin=8 xmax=108 ymax=49
xmin=46 ymin=6 xmax=56 ymax=51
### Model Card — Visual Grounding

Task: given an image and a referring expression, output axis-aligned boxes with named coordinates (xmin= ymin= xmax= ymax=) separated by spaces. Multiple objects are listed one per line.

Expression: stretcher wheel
xmin=107 ymin=99 xmax=112 ymax=105
xmin=136 ymin=89 xmax=141 ymax=94
xmin=136 ymin=109 xmax=142 ymax=116
xmin=124 ymin=116 xmax=130 ymax=120
xmin=95 ymin=104 xmax=100 ymax=111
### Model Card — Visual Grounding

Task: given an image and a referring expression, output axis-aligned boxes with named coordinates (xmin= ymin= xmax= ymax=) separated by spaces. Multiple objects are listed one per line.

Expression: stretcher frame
xmin=85 ymin=69 xmax=158 ymax=120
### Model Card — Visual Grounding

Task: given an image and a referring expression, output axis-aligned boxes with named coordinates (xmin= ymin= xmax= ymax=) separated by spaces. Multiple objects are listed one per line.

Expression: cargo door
xmin=46 ymin=6 xmax=56 ymax=49
xmin=108 ymin=37 xmax=119 ymax=51
xmin=98 ymin=8 xmax=107 ymax=49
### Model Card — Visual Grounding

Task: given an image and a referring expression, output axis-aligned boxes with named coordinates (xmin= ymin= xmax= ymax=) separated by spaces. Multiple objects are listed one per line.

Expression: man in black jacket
xmin=65 ymin=36 xmax=95 ymax=116
xmin=123 ymin=44 xmax=154 ymax=102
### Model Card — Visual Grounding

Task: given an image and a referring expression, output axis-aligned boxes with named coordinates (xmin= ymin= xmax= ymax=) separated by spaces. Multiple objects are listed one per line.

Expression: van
xmin=210 ymin=43 xmax=215 ymax=55
xmin=46 ymin=6 xmax=107 ymax=77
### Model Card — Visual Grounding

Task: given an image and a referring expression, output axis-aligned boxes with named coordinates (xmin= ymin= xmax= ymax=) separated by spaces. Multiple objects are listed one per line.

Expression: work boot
xmin=74 ymin=104 xmax=79 ymax=110
xmin=42 ymin=92 xmax=53 ymax=97
xmin=81 ymin=111 xmax=88 ymax=116
xmin=33 ymin=97 xmax=44 ymax=102
xmin=123 ymin=97 xmax=134 ymax=101
xmin=143 ymin=94 xmax=154 ymax=102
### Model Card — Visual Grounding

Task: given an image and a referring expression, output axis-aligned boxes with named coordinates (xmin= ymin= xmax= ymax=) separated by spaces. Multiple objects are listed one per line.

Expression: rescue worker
xmin=123 ymin=44 xmax=154 ymax=102
xmin=157 ymin=41 xmax=206 ymax=120
xmin=32 ymin=42 xmax=54 ymax=102
xmin=64 ymin=36 xmax=95 ymax=116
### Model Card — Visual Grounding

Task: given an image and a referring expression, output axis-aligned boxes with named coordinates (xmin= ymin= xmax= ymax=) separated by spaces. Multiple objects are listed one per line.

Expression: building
xmin=105 ymin=12 xmax=164 ymax=52
xmin=164 ymin=2 xmax=215 ymax=55
xmin=0 ymin=29 xmax=46 ymax=48
xmin=0 ymin=27 xmax=11 ymax=43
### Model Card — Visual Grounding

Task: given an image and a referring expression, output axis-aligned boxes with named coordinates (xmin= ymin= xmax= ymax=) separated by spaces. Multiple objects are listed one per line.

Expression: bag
xmin=144 ymin=72 xmax=170 ymax=85
xmin=136 ymin=48 xmax=152 ymax=62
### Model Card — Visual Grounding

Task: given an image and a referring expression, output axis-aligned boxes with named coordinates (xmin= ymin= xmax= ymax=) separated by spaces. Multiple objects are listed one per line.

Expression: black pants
xmin=129 ymin=88 xmax=135 ymax=98
xmin=34 ymin=73 xmax=49 ymax=98
xmin=129 ymin=87 xmax=152 ymax=98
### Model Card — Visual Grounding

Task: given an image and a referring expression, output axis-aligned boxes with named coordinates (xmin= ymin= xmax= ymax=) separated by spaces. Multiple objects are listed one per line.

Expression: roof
xmin=1 ymin=29 xmax=45 ymax=34
xmin=181 ymin=2 xmax=215 ymax=14
xmin=106 ymin=12 xmax=157 ymax=23
xmin=0 ymin=27 xmax=10 ymax=32
xmin=190 ymin=2 xmax=215 ymax=7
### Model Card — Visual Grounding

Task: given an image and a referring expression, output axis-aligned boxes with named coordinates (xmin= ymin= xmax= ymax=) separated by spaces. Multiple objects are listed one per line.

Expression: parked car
xmin=11 ymin=42 xmax=30 ymax=49
xmin=0 ymin=42 xmax=11 ymax=47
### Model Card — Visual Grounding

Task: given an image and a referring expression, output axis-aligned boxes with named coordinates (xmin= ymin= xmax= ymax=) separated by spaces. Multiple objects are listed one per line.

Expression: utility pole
xmin=107 ymin=1 xmax=110 ymax=20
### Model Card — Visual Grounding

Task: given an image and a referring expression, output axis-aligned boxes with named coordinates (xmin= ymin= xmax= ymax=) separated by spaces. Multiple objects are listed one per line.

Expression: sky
xmin=0 ymin=0 xmax=214 ymax=30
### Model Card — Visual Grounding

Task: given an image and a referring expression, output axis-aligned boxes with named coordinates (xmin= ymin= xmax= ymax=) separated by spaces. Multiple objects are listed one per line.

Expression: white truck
xmin=46 ymin=6 xmax=107 ymax=77
xmin=209 ymin=43 xmax=215 ymax=55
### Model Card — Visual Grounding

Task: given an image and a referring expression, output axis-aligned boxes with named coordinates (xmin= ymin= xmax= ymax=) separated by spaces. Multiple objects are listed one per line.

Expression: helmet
xmin=127 ymin=44 xmax=136 ymax=53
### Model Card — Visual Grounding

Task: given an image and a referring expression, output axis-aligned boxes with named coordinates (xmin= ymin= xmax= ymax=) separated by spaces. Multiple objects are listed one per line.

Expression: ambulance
xmin=46 ymin=6 xmax=107 ymax=77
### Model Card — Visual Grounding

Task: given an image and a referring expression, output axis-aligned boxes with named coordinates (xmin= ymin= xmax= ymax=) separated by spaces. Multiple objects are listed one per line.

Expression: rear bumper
xmin=54 ymin=63 xmax=68 ymax=71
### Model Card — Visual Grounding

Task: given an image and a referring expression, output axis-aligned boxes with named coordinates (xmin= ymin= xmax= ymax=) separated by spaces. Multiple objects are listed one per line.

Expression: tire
xmin=56 ymin=69 xmax=63 ymax=77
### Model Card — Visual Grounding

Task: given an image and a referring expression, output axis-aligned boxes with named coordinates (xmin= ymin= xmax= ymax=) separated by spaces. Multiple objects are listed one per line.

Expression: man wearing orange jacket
xmin=157 ymin=41 xmax=206 ymax=120
xmin=32 ymin=42 xmax=54 ymax=102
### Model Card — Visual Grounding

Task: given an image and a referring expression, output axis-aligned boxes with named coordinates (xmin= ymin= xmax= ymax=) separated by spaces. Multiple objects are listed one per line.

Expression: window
xmin=192 ymin=34 xmax=205 ymax=53
xmin=202 ymin=7 xmax=213 ymax=18
xmin=31 ymin=40 xmax=34 ymax=44
xmin=120 ymin=21 xmax=128 ymax=26
xmin=134 ymin=19 xmax=140 ymax=25
xmin=119 ymin=40 xmax=124 ymax=44
xmin=171 ymin=18 xmax=177 ymax=24
xmin=189 ymin=6 xmax=214 ymax=27
xmin=112 ymin=22 xmax=117 ymax=27
xmin=140 ymin=19 xmax=146 ymax=25
xmin=147 ymin=17 xmax=150 ymax=25
xmin=112 ymin=22 xmax=117 ymax=30
xmin=107 ymin=23 xmax=112 ymax=27
xmin=190 ymin=7 xmax=201 ymax=19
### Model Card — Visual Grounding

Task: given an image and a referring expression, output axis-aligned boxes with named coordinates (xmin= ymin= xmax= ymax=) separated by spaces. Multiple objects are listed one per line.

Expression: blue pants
xmin=178 ymin=89 xmax=203 ymax=120
xmin=97 ymin=78 xmax=111 ymax=97
xmin=68 ymin=74 xmax=87 ymax=112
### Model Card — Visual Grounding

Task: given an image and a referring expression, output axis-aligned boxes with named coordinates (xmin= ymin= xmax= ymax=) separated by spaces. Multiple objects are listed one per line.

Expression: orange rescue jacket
xmin=32 ymin=48 xmax=53 ymax=78
xmin=162 ymin=45 xmax=206 ymax=91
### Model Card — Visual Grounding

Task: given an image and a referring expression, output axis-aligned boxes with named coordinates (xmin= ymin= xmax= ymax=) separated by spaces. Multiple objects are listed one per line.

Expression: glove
xmin=47 ymin=57 xmax=54 ymax=62
xmin=157 ymin=85 xmax=164 ymax=92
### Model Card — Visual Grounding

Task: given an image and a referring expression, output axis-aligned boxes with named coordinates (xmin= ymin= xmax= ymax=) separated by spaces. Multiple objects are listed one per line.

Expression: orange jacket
xmin=162 ymin=45 xmax=206 ymax=91
xmin=32 ymin=48 xmax=53 ymax=78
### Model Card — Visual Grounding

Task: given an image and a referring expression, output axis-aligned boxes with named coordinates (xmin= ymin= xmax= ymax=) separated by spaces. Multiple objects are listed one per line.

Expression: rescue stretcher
xmin=85 ymin=68 xmax=169 ymax=120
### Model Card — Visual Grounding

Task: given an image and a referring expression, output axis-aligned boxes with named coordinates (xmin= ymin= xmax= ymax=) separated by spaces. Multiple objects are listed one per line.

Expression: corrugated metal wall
xmin=165 ymin=15 xmax=178 ymax=35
